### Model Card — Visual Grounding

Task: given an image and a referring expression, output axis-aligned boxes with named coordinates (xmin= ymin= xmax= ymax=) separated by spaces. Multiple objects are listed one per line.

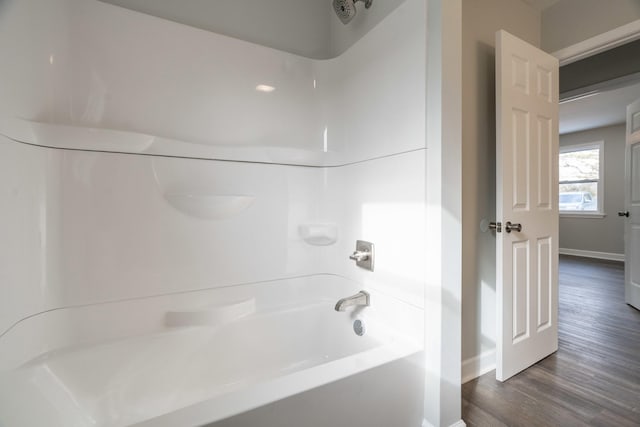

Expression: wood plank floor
xmin=462 ymin=255 xmax=640 ymax=427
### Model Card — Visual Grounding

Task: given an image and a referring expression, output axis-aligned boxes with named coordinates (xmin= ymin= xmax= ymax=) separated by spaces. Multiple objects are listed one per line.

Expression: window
xmin=559 ymin=141 xmax=604 ymax=215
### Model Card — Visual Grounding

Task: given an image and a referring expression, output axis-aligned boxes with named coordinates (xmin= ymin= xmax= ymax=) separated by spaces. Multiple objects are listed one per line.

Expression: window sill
xmin=560 ymin=212 xmax=606 ymax=219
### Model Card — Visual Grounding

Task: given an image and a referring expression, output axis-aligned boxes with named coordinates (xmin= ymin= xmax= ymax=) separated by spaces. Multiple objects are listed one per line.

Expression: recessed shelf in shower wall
xmin=163 ymin=194 xmax=255 ymax=220
xmin=298 ymin=223 xmax=339 ymax=245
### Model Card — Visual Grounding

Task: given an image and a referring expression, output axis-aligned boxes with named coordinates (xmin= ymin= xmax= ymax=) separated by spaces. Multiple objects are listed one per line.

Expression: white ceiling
xmin=560 ymin=80 xmax=640 ymax=134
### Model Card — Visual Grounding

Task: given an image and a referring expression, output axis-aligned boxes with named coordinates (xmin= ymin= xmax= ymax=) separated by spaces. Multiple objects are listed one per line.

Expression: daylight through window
xmin=559 ymin=142 xmax=603 ymax=214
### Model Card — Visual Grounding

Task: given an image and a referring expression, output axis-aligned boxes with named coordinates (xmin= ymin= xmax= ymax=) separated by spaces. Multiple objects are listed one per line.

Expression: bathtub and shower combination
xmin=0 ymin=0 xmax=430 ymax=425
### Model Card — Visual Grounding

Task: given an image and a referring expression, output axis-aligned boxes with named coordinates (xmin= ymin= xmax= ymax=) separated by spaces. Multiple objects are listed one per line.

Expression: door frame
xmin=425 ymin=0 xmax=464 ymax=426
xmin=552 ymin=23 xmax=640 ymax=299
xmin=460 ymin=17 xmax=640 ymax=388
xmin=552 ymin=19 xmax=640 ymax=66
xmin=624 ymin=99 xmax=640 ymax=309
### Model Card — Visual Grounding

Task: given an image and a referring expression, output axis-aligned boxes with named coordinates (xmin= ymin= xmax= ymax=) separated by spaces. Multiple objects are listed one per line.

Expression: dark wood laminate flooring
xmin=462 ymin=255 xmax=640 ymax=427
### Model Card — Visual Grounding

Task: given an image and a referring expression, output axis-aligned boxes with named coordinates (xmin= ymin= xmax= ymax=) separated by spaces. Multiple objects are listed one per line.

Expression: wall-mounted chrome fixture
xmin=335 ymin=290 xmax=370 ymax=311
xmin=333 ymin=0 xmax=373 ymax=25
xmin=349 ymin=240 xmax=374 ymax=271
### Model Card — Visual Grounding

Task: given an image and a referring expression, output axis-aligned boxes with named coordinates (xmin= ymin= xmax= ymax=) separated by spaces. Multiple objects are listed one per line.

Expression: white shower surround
xmin=0 ymin=0 xmax=428 ymax=425
xmin=0 ymin=0 xmax=425 ymax=166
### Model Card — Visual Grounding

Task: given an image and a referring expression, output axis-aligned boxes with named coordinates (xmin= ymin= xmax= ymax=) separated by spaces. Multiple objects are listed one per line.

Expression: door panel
xmin=630 ymin=225 xmax=640 ymax=293
xmin=495 ymin=30 xmax=559 ymax=381
xmin=512 ymin=109 xmax=530 ymax=210
xmin=537 ymin=117 xmax=553 ymax=209
xmin=632 ymin=143 xmax=640 ymax=202
xmin=626 ymin=99 xmax=640 ymax=309
xmin=632 ymin=110 xmax=640 ymax=133
xmin=537 ymin=237 xmax=552 ymax=331
xmin=512 ymin=241 xmax=530 ymax=343
xmin=535 ymin=65 xmax=552 ymax=102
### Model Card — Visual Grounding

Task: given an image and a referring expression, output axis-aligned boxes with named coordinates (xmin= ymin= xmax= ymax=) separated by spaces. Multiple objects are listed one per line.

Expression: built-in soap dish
xmin=164 ymin=193 xmax=254 ymax=220
xmin=298 ymin=223 xmax=338 ymax=246
xmin=165 ymin=298 xmax=256 ymax=327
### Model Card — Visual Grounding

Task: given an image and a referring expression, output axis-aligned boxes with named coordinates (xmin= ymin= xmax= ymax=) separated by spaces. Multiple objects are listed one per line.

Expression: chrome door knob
xmin=505 ymin=221 xmax=522 ymax=233
xmin=618 ymin=211 xmax=630 ymax=217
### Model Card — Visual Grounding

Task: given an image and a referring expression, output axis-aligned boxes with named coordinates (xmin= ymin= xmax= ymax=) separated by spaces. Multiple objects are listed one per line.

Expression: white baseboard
xmin=559 ymin=248 xmax=625 ymax=262
xmin=461 ymin=349 xmax=495 ymax=384
xmin=422 ymin=419 xmax=466 ymax=427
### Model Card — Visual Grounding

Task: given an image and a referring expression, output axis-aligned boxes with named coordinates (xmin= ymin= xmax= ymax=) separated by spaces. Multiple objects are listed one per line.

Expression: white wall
xmin=559 ymin=124 xmax=626 ymax=256
xmin=0 ymin=0 xmax=426 ymax=343
xmin=0 ymin=0 xmax=426 ymax=332
xmin=460 ymin=0 xmax=540 ymax=375
xmin=542 ymin=0 xmax=640 ymax=53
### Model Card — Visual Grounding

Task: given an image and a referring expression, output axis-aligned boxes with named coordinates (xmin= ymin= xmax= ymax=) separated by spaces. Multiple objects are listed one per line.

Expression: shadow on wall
xmin=467 ymin=39 xmax=498 ymax=360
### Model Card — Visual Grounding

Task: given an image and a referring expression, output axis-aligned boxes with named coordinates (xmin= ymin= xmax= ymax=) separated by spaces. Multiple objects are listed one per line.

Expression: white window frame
xmin=559 ymin=141 xmax=605 ymax=218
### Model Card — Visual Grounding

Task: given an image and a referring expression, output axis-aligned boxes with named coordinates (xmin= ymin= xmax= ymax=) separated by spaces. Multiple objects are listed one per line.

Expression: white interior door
xmin=495 ymin=30 xmax=559 ymax=382
xmin=625 ymin=99 xmax=640 ymax=310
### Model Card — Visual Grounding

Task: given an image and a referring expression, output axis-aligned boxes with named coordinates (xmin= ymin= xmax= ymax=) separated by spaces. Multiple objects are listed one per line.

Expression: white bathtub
xmin=0 ymin=275 xmax=422 ymax=427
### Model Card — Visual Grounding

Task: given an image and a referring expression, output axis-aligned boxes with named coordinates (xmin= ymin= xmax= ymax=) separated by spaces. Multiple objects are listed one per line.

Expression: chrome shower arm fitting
xmin=333 ymin=0 xmax=373 ymax=25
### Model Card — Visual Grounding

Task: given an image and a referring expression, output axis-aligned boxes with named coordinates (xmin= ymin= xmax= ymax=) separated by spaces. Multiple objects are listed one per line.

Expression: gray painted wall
xmin=99 ymin=0 xmax=331 ymax=58
xmin=99 ymin=0 xmax=405 ymax=58
xmin=461 ymin=0 xmax=540 ymax=362
xmin=559 ymin=124 xmax=626 ymax=255
xmin=542 ymin=0 xmax=640 ymax=53
xmin=328 ymin=0 xmax=408 ymax=57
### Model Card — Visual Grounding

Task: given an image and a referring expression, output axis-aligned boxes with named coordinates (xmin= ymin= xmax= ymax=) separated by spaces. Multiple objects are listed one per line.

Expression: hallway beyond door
xmin=462 ymin=255 xmax=640 ymax=426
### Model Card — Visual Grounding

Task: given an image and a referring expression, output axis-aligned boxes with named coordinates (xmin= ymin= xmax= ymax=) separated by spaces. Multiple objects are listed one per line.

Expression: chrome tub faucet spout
xmin=334 ymin=290 xmax=370 ymax=311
